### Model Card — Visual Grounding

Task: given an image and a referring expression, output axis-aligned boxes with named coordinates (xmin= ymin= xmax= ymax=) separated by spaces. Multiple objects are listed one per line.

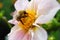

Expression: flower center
xmin=17 ymin=9 xmax=36 ymax=31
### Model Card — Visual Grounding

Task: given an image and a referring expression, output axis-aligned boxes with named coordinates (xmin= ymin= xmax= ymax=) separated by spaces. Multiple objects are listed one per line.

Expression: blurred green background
xmin=0 ymin=0 xmax=60 ymax=40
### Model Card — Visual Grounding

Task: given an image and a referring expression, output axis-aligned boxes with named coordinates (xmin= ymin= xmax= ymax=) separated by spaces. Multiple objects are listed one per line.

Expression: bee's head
xmin=16 ymin=11 xmax=28 ymax=24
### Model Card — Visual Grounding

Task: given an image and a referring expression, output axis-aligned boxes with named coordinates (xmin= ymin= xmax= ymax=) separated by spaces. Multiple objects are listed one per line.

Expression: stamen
xmin=17 ymin=9 xmax=36 ymax=31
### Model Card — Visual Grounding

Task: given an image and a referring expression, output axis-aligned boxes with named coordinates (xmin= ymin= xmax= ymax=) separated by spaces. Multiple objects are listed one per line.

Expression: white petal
xmin=27 ymin=0 xmax=40 ymax=10
xmin=33 ymin=26 xmax=48 ymax=40
xmin=34 ymin=6 xmax=60 ymax=24
xmin=14 ymin=0 xmax=29 ymax=11
xmin=37 ymin=0 xmax=59 ymax=16
xmin=11 ymin=11 xmax=17 ymax=16
xmin=8 ymin=19 xmax=18 ymax=25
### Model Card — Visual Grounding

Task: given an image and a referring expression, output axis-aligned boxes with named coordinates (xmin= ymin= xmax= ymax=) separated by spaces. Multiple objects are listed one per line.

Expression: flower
xmin=8 ymin=0 xmax=60 ymax=40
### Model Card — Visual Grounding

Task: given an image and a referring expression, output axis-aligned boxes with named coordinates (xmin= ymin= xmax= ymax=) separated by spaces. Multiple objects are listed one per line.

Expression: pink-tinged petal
xmin=8 ymin=26 xmax=31 ymax=40
xmin=14 ymin=0 xmax=29 ymax=11
xmin=8 ymin=25 xmax=20 ymax=35
xmin=8 ymin=29 xmax=25 ymax=40
xmin=37 ymin=0 xmax=59 ymax=16
xmin=33 ymin=25 xmax=48 ymax=40
xmin=22 ymin=31 xmax=31 ymax=40
xmin=8 ymin=19 xmax=18 ymax=25
xmin=34 ymin=6 xmax=60 ymax=24
xmin=8 ymin=30 xmax=31 ymax=40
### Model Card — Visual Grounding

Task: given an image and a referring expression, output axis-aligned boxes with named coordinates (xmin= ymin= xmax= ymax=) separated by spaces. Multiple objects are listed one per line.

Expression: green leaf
xmin=0 ymin=11 xmax=4 ymax=18
xmin=48 ymin=29 xmax=60 ymax=40
xmin=57 ymin=0 xmax=60 ymax=3
xmin=0 ymin=0 xmax=15 ymax=20
xmin=55 ymin=10 xmax=60 ymax=22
